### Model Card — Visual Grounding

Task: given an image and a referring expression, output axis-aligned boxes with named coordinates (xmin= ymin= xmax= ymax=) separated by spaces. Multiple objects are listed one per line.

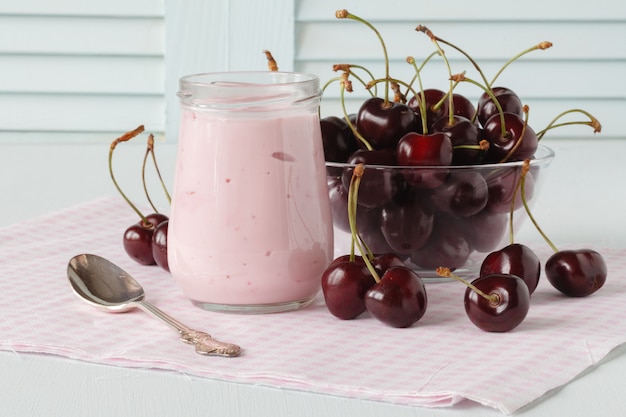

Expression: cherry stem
xmin=436 ymin=267 xmax=500 ymax=304
xmin=346 ymin=164 xmax=380 ymax=282
xmin=406 ymin=56 xmax=429 ymax=133
xmin=404 ymin=51 xmax=439 ymax=95
xmin=519 ymin=160 xmax=559 ymax=253
xmin=427 ymin=33 xmax=490 ymax=94
xmin=536 ymin=108 xmax=602 ymax=141
xmin=416 ymin=25 xmax=455 ymax=125
xmin=108 ymin=125 xmax=150 ymax=225
xmin=141 ymin=138 xmax=158 ymax=213
xmin=263 ymin=50 xmax=278 ymax=72
xmin=339 ymin=74 xmax=373 ymax=151
xmin=331 ymin=64 xmax=378 ymax=97
xmin=336 ymin=10 xmax=391 ymax=104
xmin=148 ymin=134 xmax=172 ymax=204
xmin=490 ymin=41 xmax=552 ymax=87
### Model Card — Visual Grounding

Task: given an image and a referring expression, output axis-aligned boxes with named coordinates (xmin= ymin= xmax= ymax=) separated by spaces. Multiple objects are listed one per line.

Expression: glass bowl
xmin=325 ymin=144 xmax=555 ymax=280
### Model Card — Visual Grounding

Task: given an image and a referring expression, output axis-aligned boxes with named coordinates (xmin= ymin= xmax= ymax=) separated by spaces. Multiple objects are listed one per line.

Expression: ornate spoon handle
xmin=133 ymin=301 xmax=241 ymax=357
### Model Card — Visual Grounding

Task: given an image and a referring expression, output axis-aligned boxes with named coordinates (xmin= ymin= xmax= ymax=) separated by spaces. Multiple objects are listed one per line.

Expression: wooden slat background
xmin=1 ymin=0 xmax=624 ymax=142
xmin=295 ymin=0 xmax=626 ymax=138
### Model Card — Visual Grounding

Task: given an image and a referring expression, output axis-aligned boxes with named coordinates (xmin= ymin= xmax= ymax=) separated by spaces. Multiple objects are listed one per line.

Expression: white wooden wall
xmin=0 ymin=0 xmax=165 ymax=143
xmin=1 ymin=0 xmax=624 ymax=143
xmin=296 ymin=0 xmax=626 ymax=139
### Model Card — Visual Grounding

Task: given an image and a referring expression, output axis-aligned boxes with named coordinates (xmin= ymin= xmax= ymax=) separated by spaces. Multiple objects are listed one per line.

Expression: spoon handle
xmin=133 ymin=301 xmax=241 ymax=357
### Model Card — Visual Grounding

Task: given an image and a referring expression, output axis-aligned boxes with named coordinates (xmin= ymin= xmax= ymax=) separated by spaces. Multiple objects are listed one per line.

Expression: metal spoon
xmin=67 ymin=253 xmax=241 ymax=357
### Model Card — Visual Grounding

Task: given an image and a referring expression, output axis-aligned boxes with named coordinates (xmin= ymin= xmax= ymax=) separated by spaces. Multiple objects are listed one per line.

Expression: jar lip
xmin=178 ymin=71 xmax=321 ymax=110
xmin=179 ymin=71 xmax=320 ymax=94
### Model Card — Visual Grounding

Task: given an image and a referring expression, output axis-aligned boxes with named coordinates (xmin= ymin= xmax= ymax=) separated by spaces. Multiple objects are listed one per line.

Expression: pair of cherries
xmin=321 ymin=253 xmax=427 ymax=328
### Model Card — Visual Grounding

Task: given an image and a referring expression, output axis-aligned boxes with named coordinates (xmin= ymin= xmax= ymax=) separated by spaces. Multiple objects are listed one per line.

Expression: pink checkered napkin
xmin=0 ymin=197 xmax=624 ymax=414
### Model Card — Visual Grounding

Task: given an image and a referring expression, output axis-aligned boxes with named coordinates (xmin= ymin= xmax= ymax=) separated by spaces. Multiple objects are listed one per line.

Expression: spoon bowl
xmin=67 ymin=254 xmax=241 ymax=357
xmin=68 ymin=253 xmax=145 ymax=312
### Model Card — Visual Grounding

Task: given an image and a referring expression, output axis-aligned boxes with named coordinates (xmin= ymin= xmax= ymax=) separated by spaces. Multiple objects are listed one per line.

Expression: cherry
xmin=123 ymin=213 xmax=168 ymax=266
xmin=480 ymin=243 xmax=541 ymax=294
xmin=371 ymin=253 xmax=406 ymax=274
xmin=464 ymin=273 xmax=530 ymax=332
xmin=516 ymin=160 xmax=607 ymax=298
xmin=152 ymin=219 xmax=169 ymax=271
xmin=407 ymin=88 xmax=449 ymax=131
xmin=396 ymin=132 xmax=453 ymax=189
xmin=411 ymin=214 xmax=471 ymax=270
xmin=380 ymin=197 xmax=434 ymax=254
xmin=321 ymin=260 xmax=376 ymax=320
xmin=452 ymin=93 xmax=477 ymax=121
xmin=483 ymin=112 xmax=538 ymax=163
xmin=431 ymin=115 xmax=483 ymax=165
xmin=342 ymin=148 xmax=401 ymax=208
xmin=545 ymin=249 xmax=607 ymax=297
xmin=355 ymin=97 xmax=417 ymax=149
xmin=477 ymin=87 xmax=523 ymax=127
xmin=320 ymin=116 xmax=359 ymax=162
xmin=430 ymin=170 xmax=488 ymax=218
xmin=462 ymin=210 xmax=508 ymax=253
xmin=364 ymin=266 xmax=428 ymax=328
xmin=327 ymin=176 xmax=380 ymax=233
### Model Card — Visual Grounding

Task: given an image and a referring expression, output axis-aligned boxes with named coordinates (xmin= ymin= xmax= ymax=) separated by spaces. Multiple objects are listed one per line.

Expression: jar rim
xmin=178 ymin=71 xmax=321 ymax=110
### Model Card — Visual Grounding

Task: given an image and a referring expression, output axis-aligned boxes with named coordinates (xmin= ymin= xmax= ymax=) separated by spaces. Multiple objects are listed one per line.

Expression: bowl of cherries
xmin=320 ymin=10 xmax=606 ymax=332
xmin=322 ymin=10 xmax=599 ymax=280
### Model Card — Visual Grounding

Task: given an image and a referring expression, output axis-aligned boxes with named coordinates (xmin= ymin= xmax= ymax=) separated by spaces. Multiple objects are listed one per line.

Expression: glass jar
xmin=168 ymin=71 xmax=333 ymax=314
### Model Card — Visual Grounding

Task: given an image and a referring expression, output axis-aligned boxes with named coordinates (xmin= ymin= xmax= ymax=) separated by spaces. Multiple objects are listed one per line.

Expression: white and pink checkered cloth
xmin=1 ymin=197 xmax=624 ymax=414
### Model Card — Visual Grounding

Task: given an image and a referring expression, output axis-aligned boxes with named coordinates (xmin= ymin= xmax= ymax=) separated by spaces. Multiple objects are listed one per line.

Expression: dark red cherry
xmin=452 ymin=93 xmax=477 ymax=121
xmin=464 ymin=273 xmax=530 ymax=332
xmin=408 ymin=88 xmax=449 ymax=130
xmin=355 ymin=97 xmax=417 ymax=149
xmin=123 ymin=213 xmax=168 ymax=266
xmin=321 ymin=116 xmax=359 ymax=162
xmin=342 ymin=148 xmax=401 ymax=208
xmin=380 ymin=198 xmax=434 ymax=254
xmin=396 ymin=132 xmax=453 ymax=189
xmin=321 ymin=260 xmax=376 ymax=320
xmin=327 ymin=176 xmax=380 ymax=233
xmin=152 ymin=220 xmax=169 ymax=272
xmin=463 ymin=210 xmax=508 ymax=253
xmin=430 ymin=171 xmax=488 ymax=218
xmin=431 ymin=115 xmax=482 ymax=165
xmin=365 ymin=266 xmax=428 ymax=328
xmin=371 ymin=253 xmax=406 ymax=274
xmin=477 ymin=87 xmax=523 ymax=127
xmin=483 ymin=112 xmax=538 ymax=162
xmin=480 ymin=243 xmax=541 ymax=294
xmin=410 ymin=214 xmax=472 ymax=270
xmin=545 ymin=249 xmax=607 ymax=297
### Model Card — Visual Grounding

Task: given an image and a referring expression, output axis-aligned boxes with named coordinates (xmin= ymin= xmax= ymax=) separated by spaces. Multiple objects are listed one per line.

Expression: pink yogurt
xmin=168 ymin=72 xmax=333 ymax=313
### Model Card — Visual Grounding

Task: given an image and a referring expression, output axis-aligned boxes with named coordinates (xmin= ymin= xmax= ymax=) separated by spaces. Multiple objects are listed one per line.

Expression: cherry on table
xmin=152 ymin=219 xmax=170 ymax=271
xmin=123 ymin=213 xmax=168 ymax=266
xmin=322 ymin=257 xmax=376 ymax=320
xmin=545 ymin=249 xmax=607 ymax=297
xmin=480 ymin=243 xmax=541 ymax=294
xmin=464 ymin=273 xmax=530 ymax=332
xmin=365 ymin=266 xmax=428 ymax=328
